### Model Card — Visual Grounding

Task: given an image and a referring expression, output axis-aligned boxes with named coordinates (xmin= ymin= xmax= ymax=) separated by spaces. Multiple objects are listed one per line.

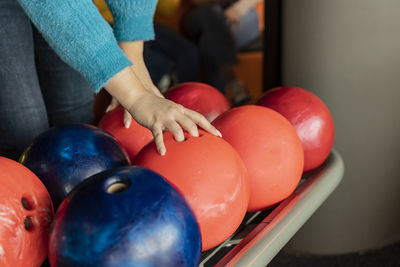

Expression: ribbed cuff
xmin=82 ymin=37 xmax=133 ymax=92
xmin=113 ymin=15 xmax=155 ymax=42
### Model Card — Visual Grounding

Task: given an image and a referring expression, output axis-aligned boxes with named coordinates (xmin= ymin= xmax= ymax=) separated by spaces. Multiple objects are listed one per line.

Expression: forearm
xmin=119 ymin=41 xmax=154 ymax=89
xmin=103 ymin=67 xmax=146 ymax=110
xmin=17 ymin=0 xmax=131 ymax=92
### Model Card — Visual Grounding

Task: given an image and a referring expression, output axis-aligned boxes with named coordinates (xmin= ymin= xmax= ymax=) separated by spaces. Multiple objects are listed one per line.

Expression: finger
xmin=175 ymin=113 xmax=199 ymax=137
xmin=184 ymin=109 xmax=222 ymax=137
xmin=123 ymin=109 xmax=132 ymax=128
xmin=165 ymin=120 xmax=185 ymax=142
xmin=152 ymin=127 xmax=166 ymax=156
xmin=105 ymin=97 xmax=119 ymax=113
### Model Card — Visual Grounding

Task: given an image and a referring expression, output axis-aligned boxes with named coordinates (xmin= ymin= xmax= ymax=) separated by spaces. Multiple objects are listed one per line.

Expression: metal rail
xmin=200 ymin=149 xmax=344 ymax=266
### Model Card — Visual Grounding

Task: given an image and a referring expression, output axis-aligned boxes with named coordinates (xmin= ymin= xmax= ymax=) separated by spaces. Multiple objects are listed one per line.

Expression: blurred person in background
xmin=144 ymin=23 xmax=200 ymax=92
xmin=185 ymin=0 xmax=262 ymax=105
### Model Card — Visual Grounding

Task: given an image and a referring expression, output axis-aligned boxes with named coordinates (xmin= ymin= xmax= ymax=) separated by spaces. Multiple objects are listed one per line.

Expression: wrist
xmin=119 ymin=41 xmax=144 ymax=62
xmin=104 ymin=67 xmax=147 ymax=108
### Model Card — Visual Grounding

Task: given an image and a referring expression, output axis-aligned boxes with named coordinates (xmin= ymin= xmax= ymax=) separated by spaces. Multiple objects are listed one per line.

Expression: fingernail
xmin=216 ymin=130 xmax=222 ymax=138
xmin=193 ymin=130 xmax=199 ymax=137
xmin=105 ymin=107 xmax=111 ymax=113
xmin=159 ymin=147 xmax=166 ymax=156
xmin=124 ymin=119 xmax=131 ymax=129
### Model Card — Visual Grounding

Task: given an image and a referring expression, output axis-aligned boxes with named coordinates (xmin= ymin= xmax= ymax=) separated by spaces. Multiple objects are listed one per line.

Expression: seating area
xmin=154 ymin=1 xmax=265 ymax=102
xmin=93 ymin=0 xmax=265 ymax=124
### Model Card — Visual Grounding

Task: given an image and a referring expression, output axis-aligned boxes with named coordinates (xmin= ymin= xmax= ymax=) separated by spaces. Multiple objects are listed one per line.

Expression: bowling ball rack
xmin=200 ymin=149 xmax=344 ymax=266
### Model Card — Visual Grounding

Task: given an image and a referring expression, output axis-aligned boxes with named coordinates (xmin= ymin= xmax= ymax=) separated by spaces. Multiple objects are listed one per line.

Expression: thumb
xmin=105 ymin=97 xmax=119 ymax=113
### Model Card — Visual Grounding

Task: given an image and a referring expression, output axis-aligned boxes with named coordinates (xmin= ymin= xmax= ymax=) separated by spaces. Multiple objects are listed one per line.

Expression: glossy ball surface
xmin=98 ymin=107 xmax=153 ymax=162
xmin=257 ymin=86 xmax=335 ymax=172
xmin=165 ymin=82 xmax=230 ymax=122
xmin=213 ymin=105 xmax=304 ymax=211
xmin=0 ymin=157 xmax=53 ymax=267
xmin=134 ymin=130 xmax=249 ymax=250
xmin=49 ymin=166 xmax=201 ymax=267
xmin=20 ymin=124 xmax=130 ymax=208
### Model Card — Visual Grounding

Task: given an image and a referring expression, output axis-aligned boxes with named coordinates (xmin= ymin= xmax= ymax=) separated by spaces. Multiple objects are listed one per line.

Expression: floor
xmin=268 ymin=241 xmax=400 ymax=267
xmin=41 ymin=241 xmax=400 ymax=266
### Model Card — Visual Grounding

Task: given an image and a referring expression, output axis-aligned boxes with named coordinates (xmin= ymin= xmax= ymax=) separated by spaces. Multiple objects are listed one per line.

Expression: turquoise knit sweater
xmin=17 ymin=0 xmax=158 ymax=92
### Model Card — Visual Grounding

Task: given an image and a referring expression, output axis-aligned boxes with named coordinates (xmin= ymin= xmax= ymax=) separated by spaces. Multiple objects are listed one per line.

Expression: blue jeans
xmin=0 ymin=0 xmax=94 ymax=160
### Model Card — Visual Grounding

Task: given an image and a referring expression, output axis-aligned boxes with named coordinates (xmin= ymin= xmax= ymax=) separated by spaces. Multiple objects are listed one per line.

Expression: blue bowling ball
xmin=19 ymin=124 xmax=129 ymax=208
xmin=49 ymin=166 xmax=202 ymax=267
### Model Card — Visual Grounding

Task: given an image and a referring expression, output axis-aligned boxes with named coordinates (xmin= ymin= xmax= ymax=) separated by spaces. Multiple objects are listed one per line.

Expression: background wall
xmin=281 ymin=0 xmax=400 ymax=254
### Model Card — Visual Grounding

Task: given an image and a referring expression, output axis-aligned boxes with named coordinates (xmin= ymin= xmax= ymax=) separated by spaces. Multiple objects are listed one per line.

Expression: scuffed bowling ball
xmin=0 ymin=157 xmax=53 ymax=267
xmin=165 ymin=82 xmax=230 ymax=122
xmin=257 ymin=86 xmax=335 ymax=172
xmin=49 ymin=166 xmax=201 ymax=267
xmin=19 ymin=124 xmax=129 ymax=209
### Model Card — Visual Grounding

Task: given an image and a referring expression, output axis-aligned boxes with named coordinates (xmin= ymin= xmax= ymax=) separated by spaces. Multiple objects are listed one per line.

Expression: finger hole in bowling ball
xmin=24 ymin=216 xmax=34 ymax=231
xmin=21 ymin=196 xmax=35 ymax=210
xmin=106 ymin=180 xmax=131 ymax=194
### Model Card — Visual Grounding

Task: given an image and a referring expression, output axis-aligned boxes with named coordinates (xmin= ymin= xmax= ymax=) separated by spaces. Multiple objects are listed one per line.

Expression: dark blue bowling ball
xmin=19 ymin=124 xmax=129 ymax=208
xmin=49 ymin=166 xmax=202 ymax=267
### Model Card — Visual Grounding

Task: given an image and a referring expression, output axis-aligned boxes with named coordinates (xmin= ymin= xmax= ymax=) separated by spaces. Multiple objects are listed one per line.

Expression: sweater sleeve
xmin=16 ymin=0 xmax=132 ymax=92
xmin=104 ymin=0 xmax=158 ymax=42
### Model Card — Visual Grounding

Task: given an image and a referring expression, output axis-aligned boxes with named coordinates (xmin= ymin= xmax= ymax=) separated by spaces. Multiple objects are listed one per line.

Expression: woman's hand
xmin=128 ymin=90 xmax=221 ymax=155
xmin=106 ymin=41 xmax=164 ymax=128
xmin=104 ymin=67 xmax=221 ymax=155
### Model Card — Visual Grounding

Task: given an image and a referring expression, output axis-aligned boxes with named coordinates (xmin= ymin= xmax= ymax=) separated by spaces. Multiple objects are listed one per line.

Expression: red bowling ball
xmin=165 ymin=82 xmax=230 ymax=122
xmin=212 ymin=105 xmax=304 ymax=212
xmin=0 ymin=157 xmax=53 ymax=267
xmin=134 ymin=130 xmax=249 ymax=251
xmin=98 ymin=106 xmax=153 ymax=162
xmin=256 ymin=86 xmax=335 ymax=172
